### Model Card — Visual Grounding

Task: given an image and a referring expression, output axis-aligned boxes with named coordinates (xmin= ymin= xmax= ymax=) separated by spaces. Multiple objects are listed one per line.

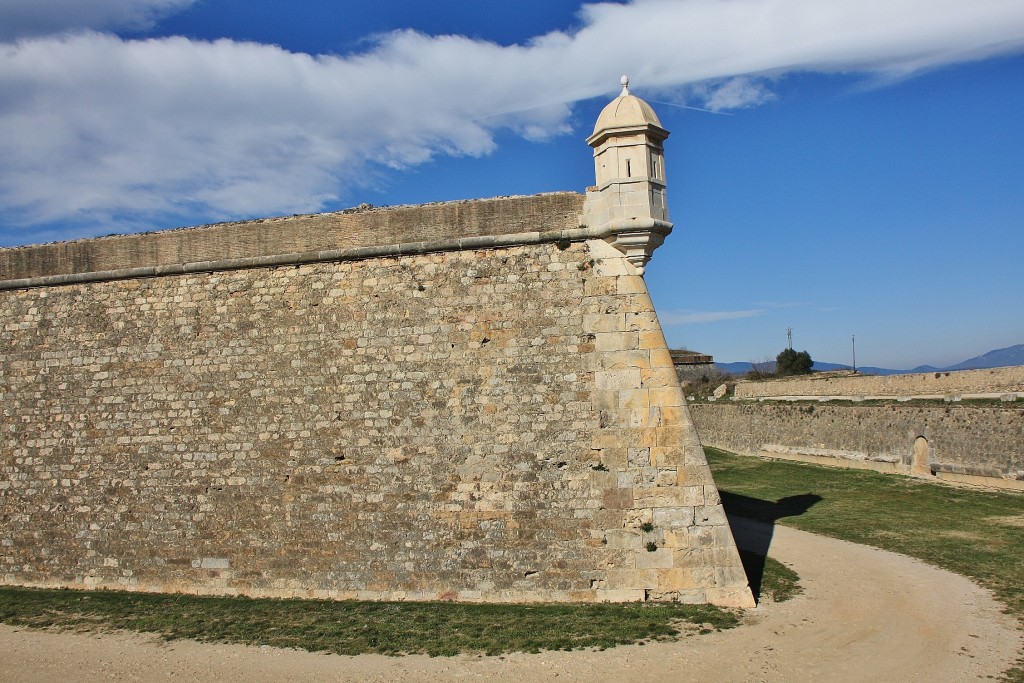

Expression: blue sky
xmin=1 ymin=0 xmax=1023 ymax=369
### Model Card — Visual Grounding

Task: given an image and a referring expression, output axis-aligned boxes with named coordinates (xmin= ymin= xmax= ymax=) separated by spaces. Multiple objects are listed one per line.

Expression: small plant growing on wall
xmin=645 ymin=541 xmax=658 ymax=552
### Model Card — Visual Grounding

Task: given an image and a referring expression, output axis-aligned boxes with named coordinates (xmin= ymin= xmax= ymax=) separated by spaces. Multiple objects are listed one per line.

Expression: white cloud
xmin=688 ymin=77 xmax=777 ymax=112
xmin=2 ymin=0 xmax=1024 ymax=234
xmin=0 ymin=0 xmax=196 ymax=41
xmin=661 ymin=309 xmax=765 ymax=325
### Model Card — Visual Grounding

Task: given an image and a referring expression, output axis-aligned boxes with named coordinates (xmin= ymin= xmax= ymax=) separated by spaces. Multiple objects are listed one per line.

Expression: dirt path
xmin=1 ymin=520 xmax=1019 ymax=682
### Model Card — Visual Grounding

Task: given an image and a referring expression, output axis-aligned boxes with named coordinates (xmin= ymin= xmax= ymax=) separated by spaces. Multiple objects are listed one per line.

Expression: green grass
xmin=6 ymin=450 xmax=1017 ymax=670
xmin=706 ymin=447 xmax=1024 ymax=682
xmin=0 ymin=586 xmax=739 ymax=657
xmin=692 ymin=397 xmax=1021 ymax=408
xmin=756 ymin=556 xmax=801 ymax=603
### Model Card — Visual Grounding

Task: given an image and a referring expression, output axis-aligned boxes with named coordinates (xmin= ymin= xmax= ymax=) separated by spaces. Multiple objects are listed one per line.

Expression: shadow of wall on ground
xmin=720 ymin=492 xmax=822 ymax=603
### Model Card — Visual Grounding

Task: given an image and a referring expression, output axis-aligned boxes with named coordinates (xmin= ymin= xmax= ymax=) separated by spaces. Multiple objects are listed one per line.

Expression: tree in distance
xmin=776 ymin=348 xmax=813 ymax=376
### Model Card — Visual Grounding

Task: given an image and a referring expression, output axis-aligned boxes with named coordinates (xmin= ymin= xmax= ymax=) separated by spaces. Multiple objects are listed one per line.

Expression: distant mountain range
xmin=918 ymin=343 xmax=1024 ymax=372
xmin=716 ymin=343 xmax=1024 ymax=377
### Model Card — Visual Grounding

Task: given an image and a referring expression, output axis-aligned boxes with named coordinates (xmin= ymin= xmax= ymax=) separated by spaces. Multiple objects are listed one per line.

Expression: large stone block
xmin=635 ymin=547 xmax=673 ymax=569
xmin=596 ymin=588 xmax=646 ymax=602
xmin=650 ymin=445 xmax=686 ymax=467
xmin=633 ymin=486 xmax=704 ymax=508
xmin=595 ymin=368 xmax=642 ymax=390
xmin=603 ymin=488 xmax=634 ymax=510
xmin=652 ymin=506 xmax=695 ymax=528
xmin=605 ymin=568 xmax=658 ymax=590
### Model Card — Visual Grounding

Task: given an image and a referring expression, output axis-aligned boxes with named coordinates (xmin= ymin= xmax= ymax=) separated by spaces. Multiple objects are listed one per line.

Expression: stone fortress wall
xmin=0 ymin=82 xmax=755 ymax=607
xmin=0 ymin=82 xmax=753 ymax=606
xmin=690 ymin=402 xmax=1024 ymax=490
xmin=694 ymin=366 xmax=1024 ymax=490
xmin=0 ymin=201 xmax=750 ymax=605
xmin=733 ymin=366 xmax=1024 ymax=401
xmin=0 ymin=193 xmax=585 ymax=286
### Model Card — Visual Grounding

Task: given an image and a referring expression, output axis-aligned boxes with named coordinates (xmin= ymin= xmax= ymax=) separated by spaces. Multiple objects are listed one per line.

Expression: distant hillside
xmin=944 ymin=344 xmax=1024 ymax=370
xmin=812 ymin=362 xmax=905 ymax=375
xmin=714 ymin=361 xmax=762 ymax=375
xmin=716 ymin=360 xmax=903 ymax=376
xmin=716 ymin=343 xmax=1024 ymax=377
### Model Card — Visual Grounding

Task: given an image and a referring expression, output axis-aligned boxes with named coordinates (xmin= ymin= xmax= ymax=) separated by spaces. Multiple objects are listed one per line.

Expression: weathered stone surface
xmin=691 ymin=402 xmax=1024 ymax=488
xmin=0 ymin=193 xmax=586 ymax=281
xmin=733 ymin=367 xmax=1024 ymax=400
xmin=581 ymin=239 xmax=752 ymax=606
xmin=0 ymin=219 xmax=752 ymax=607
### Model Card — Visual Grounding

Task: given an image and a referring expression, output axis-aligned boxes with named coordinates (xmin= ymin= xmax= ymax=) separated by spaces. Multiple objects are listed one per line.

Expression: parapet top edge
xmin=0 ymin=191 xmax=584 ymax=254
xmin=0 ymin=221 xmax=654 ymax=292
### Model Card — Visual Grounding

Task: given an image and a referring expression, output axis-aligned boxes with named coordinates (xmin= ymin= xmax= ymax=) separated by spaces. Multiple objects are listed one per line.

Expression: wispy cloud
xmin=752 ymin=301 xmax=808 ymax=309
xmin=661 ymin=309 xmax=765 ymax=325
xmin=2 ymin=0 xmax=1024 ymax=235
xmin=682 ymin=76 xmax=777 ymax=112
xmin=0 ymin=0 xmax=196 ymax=41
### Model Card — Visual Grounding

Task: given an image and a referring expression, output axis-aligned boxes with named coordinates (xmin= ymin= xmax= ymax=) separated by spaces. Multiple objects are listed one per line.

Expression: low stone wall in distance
xmin=690 ymin=402 xmax=1024 ymax=491
xmin=733 ymin=366 xmax=1024 ymax=401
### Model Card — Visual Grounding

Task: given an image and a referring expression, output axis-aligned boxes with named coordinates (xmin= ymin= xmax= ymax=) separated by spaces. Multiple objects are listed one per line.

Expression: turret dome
xmin=592 ymin=91 xmax=662 ymax=134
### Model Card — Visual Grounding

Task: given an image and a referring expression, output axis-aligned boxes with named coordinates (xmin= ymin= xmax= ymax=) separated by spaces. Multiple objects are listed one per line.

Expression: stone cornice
xmin=0 ymin=222 xmax=648 ymax=291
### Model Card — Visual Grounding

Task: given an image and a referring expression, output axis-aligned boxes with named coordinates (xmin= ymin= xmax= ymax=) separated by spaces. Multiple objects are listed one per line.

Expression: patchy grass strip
xmin=706 ymin=447 xmax=1024 ymax=682
xmin=758 ymin=556 xmax=801 ymax=603
xmin=0 ymin=586 xmax=739 ymax=657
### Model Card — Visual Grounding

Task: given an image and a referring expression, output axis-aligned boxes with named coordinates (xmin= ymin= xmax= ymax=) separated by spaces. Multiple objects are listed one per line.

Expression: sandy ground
xmin=1 ymin=519 xmax=1020 ymax=683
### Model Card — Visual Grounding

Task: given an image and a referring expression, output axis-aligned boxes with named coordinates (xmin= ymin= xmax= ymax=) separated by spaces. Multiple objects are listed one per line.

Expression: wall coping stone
xmin=0 ymin=192 xmax=586 ymax=287
xmin=733 ymin=366 xmax=1024 ymax=400
xmin=0 ymin=214 xmax=642 ymax=292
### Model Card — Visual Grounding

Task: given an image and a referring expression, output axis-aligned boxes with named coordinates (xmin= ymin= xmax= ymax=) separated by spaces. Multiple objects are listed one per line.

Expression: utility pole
xmin=786 ymin=327 xmax=793 ymax=350
xmin=852 ymin=335 xmax=857 ymax=373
